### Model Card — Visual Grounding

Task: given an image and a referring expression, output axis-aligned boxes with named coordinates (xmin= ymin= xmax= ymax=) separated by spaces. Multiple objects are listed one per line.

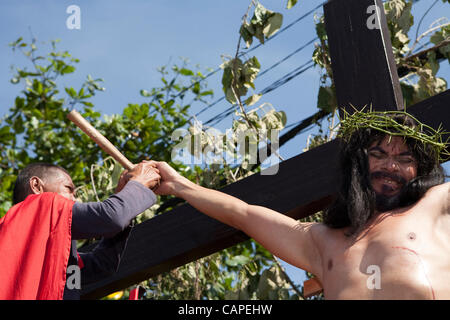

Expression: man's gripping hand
xmin=115 ymin=161 xmax=161 ymax=192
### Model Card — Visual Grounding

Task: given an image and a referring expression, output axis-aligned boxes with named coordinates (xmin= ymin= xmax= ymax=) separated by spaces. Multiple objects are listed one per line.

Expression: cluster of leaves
xmin=173 ymin=104 xmax=286 ymax=180
xmin=388 ymin=0 xmax=450 ymax=106
xmin=216 ymin=1 xmax=290 ymax=173
xmin=308 ymin=0 xmax=450 ymax=152
xmin=221 ymin=57 xmax=261 ymax=105
xmin=75 ymin=157 xmax=122 ymax=203
xmin=240 ymin=2 xmax=283 ymax=48
xmin=385 ymin=0 xmax=415 ymax=56
xmin=0 ymin=37 xmax=105 ymax=214
xmin=316 ymin=0 xmax=449 ymax=113
xmin=312 ymin=15 xmax=336 ymax=115
xmin=221 ymin=1 xmax=288 ymax=116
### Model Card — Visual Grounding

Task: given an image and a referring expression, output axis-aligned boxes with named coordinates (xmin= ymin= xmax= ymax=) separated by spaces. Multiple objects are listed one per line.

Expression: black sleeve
xmin=71 ymin=180 xmax=156 ymax=239
xmin=79 ymin=225 xmax=134 ymax=286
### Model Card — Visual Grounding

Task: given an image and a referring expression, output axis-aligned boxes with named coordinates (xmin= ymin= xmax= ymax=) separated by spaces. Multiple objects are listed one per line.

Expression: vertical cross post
xmin=324 ymin=0 xmax=404 ymax=115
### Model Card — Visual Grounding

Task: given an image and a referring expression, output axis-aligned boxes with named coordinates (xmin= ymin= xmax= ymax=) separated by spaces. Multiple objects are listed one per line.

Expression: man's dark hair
xmin=323 ymin=114 xmax=446 ymax=237
xmin=13 ymin=163 xmax=69 ymax=205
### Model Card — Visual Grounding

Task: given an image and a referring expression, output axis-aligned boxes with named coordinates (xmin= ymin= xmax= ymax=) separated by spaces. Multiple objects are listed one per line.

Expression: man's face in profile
xmin=367 ymin=136 xmax=418 ymax=212
xmin=41 ymin=169 xmax=77 ymax=201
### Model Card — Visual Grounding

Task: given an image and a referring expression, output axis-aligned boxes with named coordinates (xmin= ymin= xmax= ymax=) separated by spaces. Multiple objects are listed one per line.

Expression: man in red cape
xmin=0 ymin=161 xmax=159 ymax=300
xmin=0 ymin=192 xmax=74 ymax=299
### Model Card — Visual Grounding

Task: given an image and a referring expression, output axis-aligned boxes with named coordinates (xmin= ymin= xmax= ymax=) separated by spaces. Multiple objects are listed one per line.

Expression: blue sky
xmin=1 ymin=0 xmax=449 ymax=292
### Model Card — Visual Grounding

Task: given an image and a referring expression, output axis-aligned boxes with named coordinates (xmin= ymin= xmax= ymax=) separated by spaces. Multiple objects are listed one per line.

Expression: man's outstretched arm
xmin=153 ymin=161 xmax=324 ymax=278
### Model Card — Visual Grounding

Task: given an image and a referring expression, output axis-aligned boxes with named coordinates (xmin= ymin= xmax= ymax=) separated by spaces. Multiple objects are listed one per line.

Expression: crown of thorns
xmin=336 ymin=108 xmax=450 ymax=162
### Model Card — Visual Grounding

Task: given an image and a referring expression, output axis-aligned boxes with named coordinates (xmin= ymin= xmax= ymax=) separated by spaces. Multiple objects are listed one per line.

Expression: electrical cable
xmin=172 ymin=2 xmax=325 ymax=101
xmin=192 ymin=38 xmax=317 ymax=121
xmin=204 ymin=60 xmax=315 ymax=127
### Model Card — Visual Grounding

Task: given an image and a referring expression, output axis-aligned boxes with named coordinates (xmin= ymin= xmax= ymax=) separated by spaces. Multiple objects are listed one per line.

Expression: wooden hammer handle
xmin=67 ymin=110 xmax=134 ymax=170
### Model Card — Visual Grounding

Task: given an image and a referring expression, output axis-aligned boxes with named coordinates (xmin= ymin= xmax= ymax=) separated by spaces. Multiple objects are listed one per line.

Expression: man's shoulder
xmin=425 ymin=181 xmax=450 ymax=197
xmin=421 ymin=182 xmax=450 ymax=214
xmin=309 ymin=222 xmax=346 ymax=246
xmin=21 ymin=193 xmax=75 ymax=212
xmin=22 ymin=192 xmax=65 ymax=203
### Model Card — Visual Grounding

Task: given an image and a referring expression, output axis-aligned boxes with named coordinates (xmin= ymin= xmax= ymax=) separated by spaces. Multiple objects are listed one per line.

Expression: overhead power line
xmin=193 ymin=37 xmax=317 ymax=121
xmin=259 ymin=60 xmax=315 ymax=96
xmin=204 ymin=60 xmax=315 ymax=127
xmin=257 ymin=37 xmax=317 ymax=78
xmin=173 ymin=2 xmax=325 ymax=101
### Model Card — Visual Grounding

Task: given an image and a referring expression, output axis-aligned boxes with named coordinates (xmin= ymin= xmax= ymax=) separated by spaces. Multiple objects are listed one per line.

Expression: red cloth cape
xmin=0 ymin=192 xmax=74 ymax=300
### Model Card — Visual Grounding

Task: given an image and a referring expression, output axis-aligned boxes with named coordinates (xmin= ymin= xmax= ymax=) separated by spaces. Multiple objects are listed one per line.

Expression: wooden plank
xmin=81 ymin=90 xmax=450 ymax=299
xmin=404 ymin=90 xmax=450 ymax=137
xmin=303 ymin=278 xmax=323 ymax=298
xmin=324 ymin=0 xmax=404 ymax=114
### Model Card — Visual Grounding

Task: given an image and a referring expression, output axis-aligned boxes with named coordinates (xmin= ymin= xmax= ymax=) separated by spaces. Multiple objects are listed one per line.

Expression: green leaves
xmin=240 ymin=3 xmax=283 ymax=48
xmin=394 ymin=16 xmax=449 ymax=107
xmin=384 ymin=0 xmax=413 ymax=55
xmin=224 ymin=263 xmax=295 ymax=300
xmin=65 ymin=87 xmax=77 ymax=98
xmin=0 ymin=126 xmax=14 ymax=142
xmin=220 ymin=56 xmax=261 ymax=104
xmin=317 ymin=86 xmax=336 ymax=113
xmin=140 ymin=89 xmax=151 ymax=97
xmin=226 ymin=255 xmax=251 ymax=267
xmin=430 ymin=24 xmax=450 ymax=63
xmin=244 ymin=93 xmax=262 ymax=106
xmin=179 ymin=68 xmax=194 ymax=76
xmin=85 ymin=74 xmax=105 ymax=95
xmin=286 ymin=0 xmax=297 ymax=9
xmin=9 ymin=37 xmax=24 ymax=49
xmin=287 ymin=0 xmax=298 ymax=9
xmin=217 ymin=1 xmax=289 ymax=183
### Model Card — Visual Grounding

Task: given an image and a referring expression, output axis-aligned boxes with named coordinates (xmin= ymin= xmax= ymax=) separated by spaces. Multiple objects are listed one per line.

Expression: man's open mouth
xmin=371 ymin=171 xmax=406 ymax=192
xmin=380 ymin=177 xmax=399 ymax=188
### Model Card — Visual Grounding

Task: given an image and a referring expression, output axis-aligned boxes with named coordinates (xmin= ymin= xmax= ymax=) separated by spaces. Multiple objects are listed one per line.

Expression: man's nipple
xmin=407 ymin=232 xmax=416 ymax=241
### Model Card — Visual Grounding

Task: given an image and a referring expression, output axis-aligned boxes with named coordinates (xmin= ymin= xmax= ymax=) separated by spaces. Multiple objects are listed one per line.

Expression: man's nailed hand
xmin=151 ymin=161 xmax=187 ymax=197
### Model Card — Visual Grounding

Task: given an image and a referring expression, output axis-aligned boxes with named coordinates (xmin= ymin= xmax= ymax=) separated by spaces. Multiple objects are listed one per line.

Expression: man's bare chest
xmin=320 ymin=211 xmax=450 ymax=299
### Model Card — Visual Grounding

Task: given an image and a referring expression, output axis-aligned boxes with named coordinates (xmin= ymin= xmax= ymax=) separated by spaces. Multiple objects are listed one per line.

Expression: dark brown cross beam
xmin=81 ymin=0 xmax=450 ymax=299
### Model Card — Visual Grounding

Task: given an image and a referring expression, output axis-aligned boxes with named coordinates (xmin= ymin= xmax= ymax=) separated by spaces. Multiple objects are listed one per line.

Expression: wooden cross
xmin=80 ymin=0 xmax=450 ymax=299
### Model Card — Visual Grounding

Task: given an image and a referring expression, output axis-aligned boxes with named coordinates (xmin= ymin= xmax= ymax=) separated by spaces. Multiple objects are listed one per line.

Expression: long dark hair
xmin=323 ymin=114 xmax=446 ymax=236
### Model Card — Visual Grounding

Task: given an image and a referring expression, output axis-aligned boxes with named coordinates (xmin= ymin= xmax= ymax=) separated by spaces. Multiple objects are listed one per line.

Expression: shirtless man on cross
xmin=153 ymin=112 xmax=450 ymax=299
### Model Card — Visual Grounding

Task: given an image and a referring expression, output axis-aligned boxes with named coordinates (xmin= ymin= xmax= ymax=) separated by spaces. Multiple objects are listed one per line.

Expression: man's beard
xmin=375 ymin=191 xmax=406 ymax=212
xmin=370 ymin=171 xmax=409 ymax=212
